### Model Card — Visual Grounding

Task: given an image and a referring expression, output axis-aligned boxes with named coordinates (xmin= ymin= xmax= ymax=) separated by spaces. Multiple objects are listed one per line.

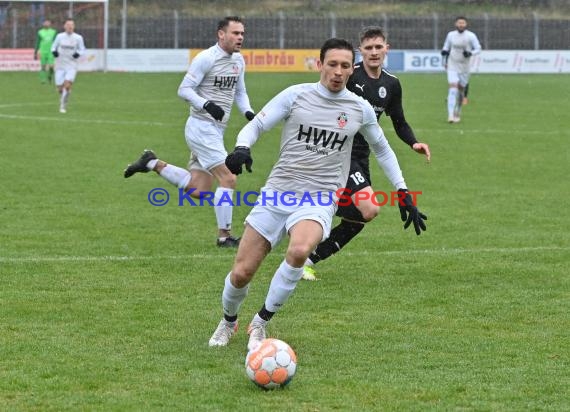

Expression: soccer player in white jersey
xmin=124 ymin=16 xmax=255 ymax=248
xmin=441 ymin=16 xmax=481 ymax=123
xmin=208 ymin=38 xmax=427 ymax=350
xmin=302 ymin=26 xmax=430 ymax=281
xmin=51 ymin=19 xmax=85 ymax=113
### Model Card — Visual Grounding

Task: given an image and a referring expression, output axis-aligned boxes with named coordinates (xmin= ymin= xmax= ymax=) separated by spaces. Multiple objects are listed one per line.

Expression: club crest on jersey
xmin=378 ymin=86 xmax=387 ymax=98
xmin=232 ymin=64 xmax=239 ymax=74
xmin=337 ymin=112 xmax=348 ymax=129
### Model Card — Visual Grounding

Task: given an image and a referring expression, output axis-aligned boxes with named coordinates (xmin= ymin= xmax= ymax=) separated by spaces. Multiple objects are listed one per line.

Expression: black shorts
xmin=343 ymin=157 xmax=371 ymax=193
xmin=335 ymin=157 xmax=371 ymax=221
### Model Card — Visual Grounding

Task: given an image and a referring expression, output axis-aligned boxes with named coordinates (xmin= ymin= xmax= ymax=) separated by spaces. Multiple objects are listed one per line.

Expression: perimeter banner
xmin=403 ymin=50 xmax=570 ymax=73
xmin=192 ymin=49 xmax=320 ymax=72
xmin=0 ymin=49 xmax=40 ymax=71
xmin=0 ymin=48 xmax=102 ymax=71
xmin=2 ymin=49 xmax=569 ymax=73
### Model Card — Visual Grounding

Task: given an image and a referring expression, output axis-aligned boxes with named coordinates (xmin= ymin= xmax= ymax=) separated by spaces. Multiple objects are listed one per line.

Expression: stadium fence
xmin=1 ymin=2 xmax=569 ymax=50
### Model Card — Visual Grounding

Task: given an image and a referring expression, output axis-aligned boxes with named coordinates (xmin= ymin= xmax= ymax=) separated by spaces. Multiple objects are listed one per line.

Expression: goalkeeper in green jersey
xmin=34 ymin=19 xmax=57 ymax=84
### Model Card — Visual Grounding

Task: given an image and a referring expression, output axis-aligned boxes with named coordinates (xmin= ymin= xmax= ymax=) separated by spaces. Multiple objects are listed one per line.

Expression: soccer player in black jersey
xmin=303 ymin=26 xmax=430 ymax=280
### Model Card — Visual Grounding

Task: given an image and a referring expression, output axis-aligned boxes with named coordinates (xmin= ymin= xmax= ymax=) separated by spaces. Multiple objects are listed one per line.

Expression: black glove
xmin=203 ymin=100 xmax=224 ymax=121
xmin=397 ymin=189 xmax=427 ymax=235
xmin=463 ymin=50 xmax=472 ymax=58
xmin=440 ymin=50 xmax=449 ymax=57
xmin=225 ymin=146 xmax=253 ymax=175
xmin=245 ymin=111 xmax=255 ymax=121
xmin=72 ymin=52 xmax=80 ymax=59
xmin=52 ymin=51 xmax=59 ymax=58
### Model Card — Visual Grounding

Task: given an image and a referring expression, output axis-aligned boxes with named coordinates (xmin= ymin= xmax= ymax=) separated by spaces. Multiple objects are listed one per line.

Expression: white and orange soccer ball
xmin=245 ymin=338 xmax=297 ymax=389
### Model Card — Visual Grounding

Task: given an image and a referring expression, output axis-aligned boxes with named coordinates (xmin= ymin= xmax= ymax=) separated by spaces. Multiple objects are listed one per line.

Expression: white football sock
xmin=264 ymin=260 xmax=304 ymax=313
xmin=214 ymin=187 xmax=234 ymax=231
xmin=304 ymin=258 xmax=314 ymax=266
xmin=159 ymin=164 xmax=191 ymax=189
xmin=222 ymin=273 xmax=249 ymax=318
xmin=447 ymin=87 xmax=458 ymax=117
xmin=251 ymin=313 xmax=267 ymax=326
xmin=455 ymin=89 xmax=464 ymax=115
xmin=146 ymin=159 xmax=158 ymax=171
xmin=60 ymin=89 xmax=68 ymax=107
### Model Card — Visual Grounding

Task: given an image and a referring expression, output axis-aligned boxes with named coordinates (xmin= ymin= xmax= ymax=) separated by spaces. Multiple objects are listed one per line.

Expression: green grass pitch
xmin=1 ymin=70 xmax=568 ymax=411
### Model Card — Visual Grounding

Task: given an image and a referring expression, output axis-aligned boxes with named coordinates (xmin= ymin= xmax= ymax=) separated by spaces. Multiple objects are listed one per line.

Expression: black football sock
xmin=309 ymin=219 xmax=365 ymax=264
xmin=258 ymin=304 xmax=275 ymax=322
xmin=224 ymin=314 xmax=237 ymax=323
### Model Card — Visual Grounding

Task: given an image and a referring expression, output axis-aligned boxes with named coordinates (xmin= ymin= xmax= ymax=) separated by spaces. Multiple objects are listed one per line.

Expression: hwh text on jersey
xmin=297 ymin=124 xmax=348 ymax=152
xmin=213 ymin=76 xmax=238 ymax=89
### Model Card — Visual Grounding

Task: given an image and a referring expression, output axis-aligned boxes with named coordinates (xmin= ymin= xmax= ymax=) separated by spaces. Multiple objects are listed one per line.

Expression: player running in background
xmin=124 ymin=16 xmax=255 ymax=248
xmin=441 ymin=16 xmax=481 ymax=123
xmin=302 ymin=26 xmax=430 ymax=281
xmin=51 ymin=19 xmax=85 ymax=113
xmin=208 ymin=38 xmax=426 ymax=350
xmin=33 ymin=19 xmax=57 ymax=84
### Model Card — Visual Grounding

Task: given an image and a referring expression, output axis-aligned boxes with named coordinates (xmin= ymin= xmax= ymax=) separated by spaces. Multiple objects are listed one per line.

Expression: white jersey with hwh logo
xmin=51 ymin=32 xmax=86 ymax=70
xmin=236 ymin=82 xmax=406 ymax=197
xmin=178 ymin=44 xmax=252 ymax=125
xmin=442 ymin=29 xmax=481 ymax=73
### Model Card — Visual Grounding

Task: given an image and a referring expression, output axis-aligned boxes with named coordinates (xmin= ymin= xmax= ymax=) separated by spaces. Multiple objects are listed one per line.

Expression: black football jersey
xmin=347 ymin=65 xmax=416 ymax=159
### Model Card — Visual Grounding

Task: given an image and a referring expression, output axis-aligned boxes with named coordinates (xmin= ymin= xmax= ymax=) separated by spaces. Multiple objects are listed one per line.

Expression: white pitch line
xmin=0 ymin=246 xmax=567 ymax=264
xmin=0 ymin=113 xmax=169 ymax=127
xmin=0 ymin=107 xmax=563 ymax=135
xmin=0 ymin=99 xmax=174 ymax=109
xmin=412 ymin=128 xmax=566 ymax=136
xmin=0 ymin=102 xmax=53 ymax=108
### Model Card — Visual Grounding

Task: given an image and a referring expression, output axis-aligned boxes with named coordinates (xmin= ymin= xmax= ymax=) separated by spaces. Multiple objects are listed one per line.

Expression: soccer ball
xmin=245 ymin=338 xmax=297 ymax=389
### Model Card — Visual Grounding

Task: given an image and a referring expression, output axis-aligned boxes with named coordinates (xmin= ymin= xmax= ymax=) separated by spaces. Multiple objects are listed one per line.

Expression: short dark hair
xmin=358 ymin=26 xmax=387 ymax=44
xmin=455 ymin=16 xmax=467 ymax=22
xmin=320 ymin=38 xmax=355 ymax=64
xmin=217 ymin=16 xmax=243 ymax=32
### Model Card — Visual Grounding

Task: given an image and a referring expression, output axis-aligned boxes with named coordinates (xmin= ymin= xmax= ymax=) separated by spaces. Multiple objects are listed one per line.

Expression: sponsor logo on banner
xmin=402 ymin=50 xmax=570 ymax=73
xmin=470 ymin=51 xmax=570 ymax=73
xmin=0 ymin=48 xmax=103 ymax=71
xmin=0 ymin=49 xmax=40 ymax=71
xmin=404 ymin=51 xmax=446 ymax=72
xmin=191 ymin=49 xmax=321 ymax=72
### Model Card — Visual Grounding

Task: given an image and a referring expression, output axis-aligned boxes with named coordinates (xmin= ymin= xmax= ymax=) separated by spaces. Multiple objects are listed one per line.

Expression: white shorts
xmin=245 ymin=188 xmax=336 ymax=248
xmin=184 ymin=116 xmax=227 ymax=171
xmin=447 ymin=70 xmax=470 ymax=88
xmin=187 ymin=151 xmax=212 ymax=176
xmin=55 ymin=68 xmax=77 ymax=86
